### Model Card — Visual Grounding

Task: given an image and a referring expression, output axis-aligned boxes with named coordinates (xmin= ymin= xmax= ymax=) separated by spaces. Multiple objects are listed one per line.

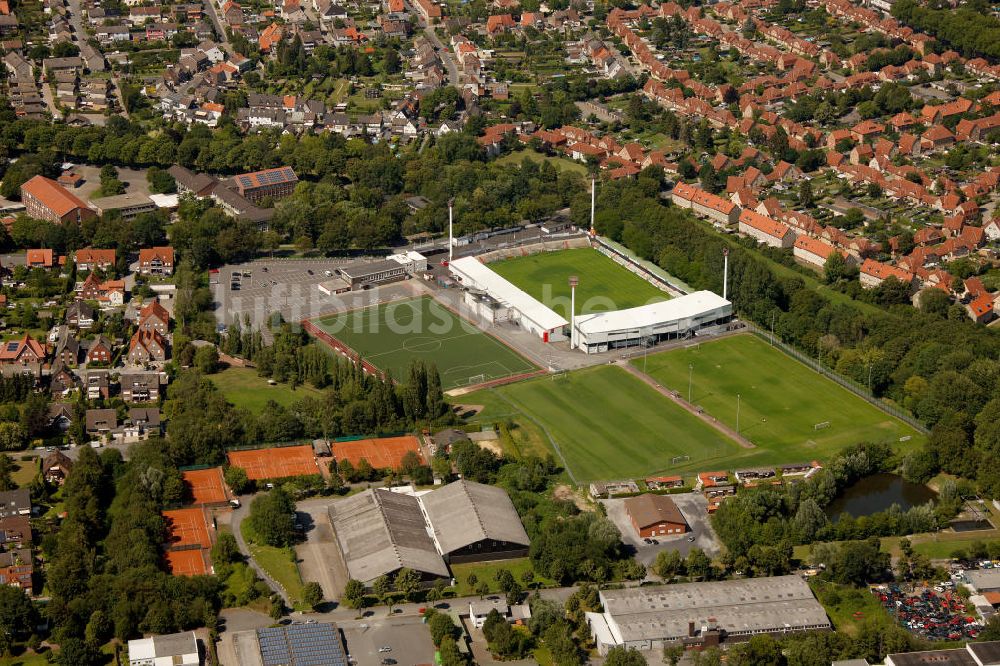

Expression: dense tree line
xmin=892 ymin=0 xmax=1000 ymax=60
xmin=43 ymin=444 xmax=220 ymax=663
xmin=711 ymin=443 xmax=954 ymax=575
xmin=582 ymin=178 xmax=1000 ymax=498
xmin=163 ymin=358 xmax=453 ymax=467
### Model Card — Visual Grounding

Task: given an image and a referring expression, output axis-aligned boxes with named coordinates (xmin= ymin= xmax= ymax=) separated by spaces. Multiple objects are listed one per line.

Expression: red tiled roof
xmin=739 ymin=209 xmax=791 ymax=239
xmin=21 ymin=176 xmax=91 ymax=218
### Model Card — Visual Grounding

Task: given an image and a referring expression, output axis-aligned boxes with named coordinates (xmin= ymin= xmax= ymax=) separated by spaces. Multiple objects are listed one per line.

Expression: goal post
xmin=468 ymin=373 xmax=486 ymax=386
xmin=814 ymin=421 xmax=831 ymax=430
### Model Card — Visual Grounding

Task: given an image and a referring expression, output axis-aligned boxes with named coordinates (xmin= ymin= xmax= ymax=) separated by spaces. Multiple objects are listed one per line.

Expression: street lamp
xmin=569 ymin=276 xmax=578 ymax=349
xmin=688 ymin=363 xmax=693 ymax=403
xmin=736 ymin=393 xmax=741 ymax=435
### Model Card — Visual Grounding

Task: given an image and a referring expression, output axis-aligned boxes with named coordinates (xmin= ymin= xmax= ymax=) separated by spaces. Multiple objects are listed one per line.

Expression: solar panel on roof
xmin=6 ymin=342 xmax=18 ymax=352
xmin=256 ymin=624 xmax=346 ymax=666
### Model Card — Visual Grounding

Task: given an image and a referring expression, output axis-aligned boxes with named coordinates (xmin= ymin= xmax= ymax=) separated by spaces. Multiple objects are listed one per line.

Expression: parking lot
xmin=602 ymin=492 xmax=721 ymax=567
xmin=212 ymin=258 xmax=422 ymax=339
xmin=294 ymin=497 xmax=350 ymax=601
xmin=341 ymin=618 xmax=436 ymax=666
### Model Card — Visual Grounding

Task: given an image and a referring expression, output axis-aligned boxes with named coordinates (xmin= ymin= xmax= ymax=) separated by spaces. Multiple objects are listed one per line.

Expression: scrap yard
xmin=873 ymin=584 xmax=981 ymax=641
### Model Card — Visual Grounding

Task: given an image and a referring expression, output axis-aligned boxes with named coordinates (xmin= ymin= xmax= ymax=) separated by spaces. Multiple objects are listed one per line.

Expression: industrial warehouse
xmin=328 ymin=480 xmax=530 ymax=586
xmin=586 ymin=576 xmax=831 ymax=655
xmin=572 ymin=291 xmax=733 ymax=354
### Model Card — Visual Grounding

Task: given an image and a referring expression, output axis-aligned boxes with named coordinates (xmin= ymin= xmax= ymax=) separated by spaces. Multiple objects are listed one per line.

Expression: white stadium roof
xmin=575 ymin=290 xmax=730 ymax=335
xmin=450 ymin=256 xmax=568 ymax=331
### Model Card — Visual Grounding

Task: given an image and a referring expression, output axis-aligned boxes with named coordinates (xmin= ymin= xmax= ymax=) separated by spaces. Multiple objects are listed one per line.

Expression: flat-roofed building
xmin=573 ymin=291 xmax=731 ymax=354
xmin=127 ymin=631 xmax=200 ymax=666
xmin=587 ymin=575 xmax=831 ymax=655
xmin=91 ymin=192 xmax=157 ymax=220
xmin=449 ymin=256 xmax=568 ymax=342
xmin=338 ymin=259 xmax=410 ymax=289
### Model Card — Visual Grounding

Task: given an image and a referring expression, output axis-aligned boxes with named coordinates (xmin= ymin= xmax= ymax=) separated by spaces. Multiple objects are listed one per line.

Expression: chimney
xmin=688 ymin=621 xmax=695 ymax=637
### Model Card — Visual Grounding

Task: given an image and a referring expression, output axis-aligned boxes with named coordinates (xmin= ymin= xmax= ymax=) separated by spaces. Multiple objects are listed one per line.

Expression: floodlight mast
xmin=569 ymin=276 xmax=579 ymax=349
xmin=448 ymin=198 xmax=454 ymax=263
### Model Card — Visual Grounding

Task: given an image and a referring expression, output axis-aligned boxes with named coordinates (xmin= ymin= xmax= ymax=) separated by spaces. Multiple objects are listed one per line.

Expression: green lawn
xmin=208 ymin=367 xmax=323 ymax=412
xmin=489 ymin=248 xmax=669 ymax=319
xmin=12 ymin=460 xmax=38 ymax=487
xmin=810 ymin=579 xmax=894 ymax=636
xmin=311 ymin=297 xmax=536 ymax=390
xmin=461 ymin=365 xmax=740 ymax=482
xmin=633 ymin=335 xmax=922 ymax=469
xmin=449 ymin=557 xmax=554 ymax=596
xmin=495 ymin=148 xmax=588 ymax=175
xmin=240 ymin=522 xmax=307 ymax=610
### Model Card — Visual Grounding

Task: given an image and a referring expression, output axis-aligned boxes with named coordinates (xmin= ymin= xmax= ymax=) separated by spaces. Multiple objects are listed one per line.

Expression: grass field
xmin=241 ymin=522 xmax=307 ymax=610
xmin=490 ymin=248 xmax=669 ymax=319
xmin=311 ymin=297 xmax=536 ymax=390
xmin=449 ymin=557 xmax=554 ymax=596
xmin=461 ymin=365 xmax=740 ymax=482
xmin=209 ymin=367 xmax=323 ymax=411
xmin=495 ymin=148 xmax=588 ymax=175
xmin=12 ymin=460 xmax=37 ymax=488
xmin=633 ymin=335 xmax=922 ymax=468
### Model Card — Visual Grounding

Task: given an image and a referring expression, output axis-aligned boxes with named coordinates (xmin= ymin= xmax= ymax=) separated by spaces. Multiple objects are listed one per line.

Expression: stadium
xmin=449 ymin=249 xmax=732 ymax=353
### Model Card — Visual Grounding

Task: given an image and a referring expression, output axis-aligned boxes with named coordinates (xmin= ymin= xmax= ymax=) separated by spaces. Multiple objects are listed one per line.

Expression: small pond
xmin=826 ymin=473 xmax=937 ymax=519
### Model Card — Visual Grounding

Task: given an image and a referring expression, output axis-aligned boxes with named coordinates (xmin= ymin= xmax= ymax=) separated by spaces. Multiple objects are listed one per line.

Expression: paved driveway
xmin=342 ymin=619 xmax=436 ymax=666
xmin=295 ymin=499 xmax=349 ymax=601
xmin=602 ymin=492 xmax=721 ymax=568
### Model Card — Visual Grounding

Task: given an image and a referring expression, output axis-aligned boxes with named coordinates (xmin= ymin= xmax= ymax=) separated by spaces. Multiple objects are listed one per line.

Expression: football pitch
xmin=489 ymin=248 xmax=669 ymax=319
xmin=309 ymin=297 xmax=536 ymax=390
xmin=633 ymin=335 xmax=923 ymax=466
xmin=462 ymin=365 xmax=741 ymax=482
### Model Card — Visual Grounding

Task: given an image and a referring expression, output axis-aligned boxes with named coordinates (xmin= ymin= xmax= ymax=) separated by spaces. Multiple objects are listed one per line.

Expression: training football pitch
xmin=633 ymin=335 xmax=923 ymax=466
xmin=489 ymin=248 xmax=668 ymax=319
xmin=309 ymin=297 xmax=536 ymax=390
xmin=461 ymin=365 xmax=740 ymax=482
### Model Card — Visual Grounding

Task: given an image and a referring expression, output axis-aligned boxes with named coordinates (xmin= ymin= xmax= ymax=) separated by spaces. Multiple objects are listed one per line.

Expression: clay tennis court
xmin=183 ymin=468 xmax=230 ymax=506
xmin=165 ymin=548 xmax=211 ymax=577
xmin=226 ymin=445 xmax=320 ymax=481
xmin=332 ymin=436 xmax=423 ymax=471
xmin=162 ymin=508 xmax=214 ymax=549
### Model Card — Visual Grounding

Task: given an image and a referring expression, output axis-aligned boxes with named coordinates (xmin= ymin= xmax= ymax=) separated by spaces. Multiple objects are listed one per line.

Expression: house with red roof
xmin=967 ymin=292 xmax=994 ymax=324
xmin=74 ymin=248 xmax=115 ymax=272
xmin=859 ymin=259 xmax=916 ymax=291
xmin=793 ymin=236 xmax=841 ymax=269
xmin=0 ymin=334 xmax=45 ymax=366
xmin=138 ymin=247 xmax=174 ymax=276
xmin=21 ymin=176 xmax=96 ymax=225
xmin=671 ymin=182 xmax=740 ymax=226
xmin=738 ymin=209 xmax=794 ymax=248
xmin=26 ymin=248 xmax=55 ymax=269
xmin=258 ymin=22 xmax=283 ymax=52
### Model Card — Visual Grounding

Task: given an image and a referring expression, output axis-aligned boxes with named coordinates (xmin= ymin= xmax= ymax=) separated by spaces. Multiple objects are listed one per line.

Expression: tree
xmin=0 ymin=454 xmax=15 ymax=491
xmin=0 ymin=422 xmax=26 ymax=451
xmin=303 ymin=581 xmax=324 ymax=609
xmin=604 ymin=646 xmax=648 ymax=666
xmin=0 ymin=585 xmax=37 ymax=653
xmin=652 ymin=550 xmax=683 ymax=579
xmin=194 ymin=345 xmax=220 ymax=374
xmin=439 ymin=636 xmax=466 ymax=666
xmin=395 ymin=567 xmax=421 ymax=601
xmin=373 ymin=574 xmax=393 ymax=610
xmin=55 ymin=638 xmax=104 ymax=666
xmin=343 ymin=579 xmax=366 ymax=609
xmin=664 ymin=644 xmax=685 ymax=666
xmin=246 ymin=488 xmax=296 ymax=547
xmin=798 ymin=179 xmax=814 ymax=207
xmin=269 ymin=595 xmax=284 ymax=620
xmin=224 ymin=466 xmax=251 ymax=495
xmin=829 ymin=538 xmax=890 ymax=586
xmin=429 ymin=611 xmax=460 ymax=646
xmin=475 ymin=581 xmax=490 ymax=599
xmin=686 ymin=548 xmax=712 ymax=580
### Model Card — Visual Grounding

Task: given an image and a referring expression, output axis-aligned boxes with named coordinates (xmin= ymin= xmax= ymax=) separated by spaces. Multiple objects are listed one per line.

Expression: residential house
xmin=0 ymin=335 xmax=44 ymax=366
xmin=86 ymin=335 xmax=113 ymax=365
xmin=137 ymin=300 xmax=170 ymax=335
xmin=26 ymin=249 xmax=55 ymax=269
xmin=74 ymin=247 xmax=115 ymax=272
xmin=138 ymin=247 xmax=175 ymax=276
xmin=738 ymin=210 xmax=795 ymax=248
xmin=0 ymin=489 xmax=29 ymax=519
xmin=120 ymin=371 xmax=161 ymax=402
xmin=127 ymin=329 xmax=168 ymax=365
xmin=0 ymin=548 xmax=33 ymax=595
xmin=85 ymin=370 xmax=110 ymax=400
xmin=42 ymin=450 xmax=73 ymax=485
xmin=859 ymin=259 xmax=916 ymax=290
xmin=85 ymin=408 xmax=117 ymax=437
xmin=65 ymin=300 xmax=95 ymax=329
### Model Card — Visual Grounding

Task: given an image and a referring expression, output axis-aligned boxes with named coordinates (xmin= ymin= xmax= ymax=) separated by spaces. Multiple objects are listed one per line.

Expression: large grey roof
xmin=598 ymin=576 xmax=830 ymax=643
xmin=328 ymin=489 xmax=448 ymax=584
xmin=421 ymin=480 xmax=529 ymax=554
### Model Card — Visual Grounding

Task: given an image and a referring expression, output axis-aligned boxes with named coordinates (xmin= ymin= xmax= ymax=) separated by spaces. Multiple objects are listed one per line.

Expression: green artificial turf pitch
xmin=633 ymin=334 xmax=922 ymax=467
xmin=489 ymin=248 xmax=669 ymax=319
xmin=311 ymin=297 xmax=536 ymax=390
xmin=461 ymin=365 xmax=740 ymax=482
